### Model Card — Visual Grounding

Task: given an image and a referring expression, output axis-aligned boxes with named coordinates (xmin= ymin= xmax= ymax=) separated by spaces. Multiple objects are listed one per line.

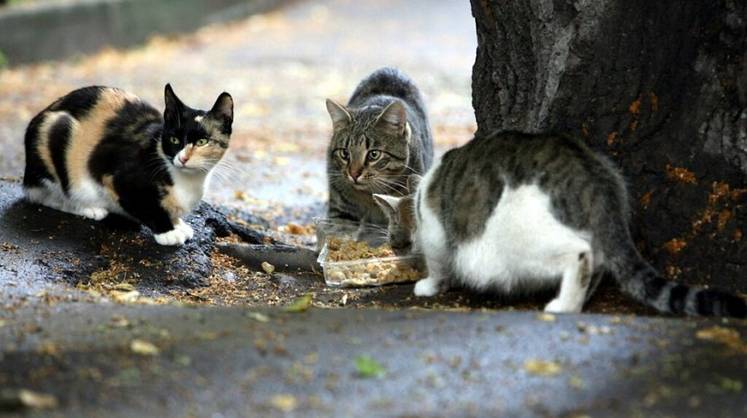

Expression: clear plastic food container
xmin=314 ymin=218 xmax=426 ymax=288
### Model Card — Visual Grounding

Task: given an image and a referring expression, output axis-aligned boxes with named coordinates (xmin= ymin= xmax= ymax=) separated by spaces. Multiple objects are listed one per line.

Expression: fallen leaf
xmin=270 ymin=394 xmax=297 ymax=412
xmin=175 ymin=355 xmax=191 ymax=366
xmin=113 ymin=283 xmax=135 ymax=291
xmin=130 ymin=339 xmax=160 ymax=356
xmin=284 ymin=294 xmax=312 ymax=313
xmin=112 ymin=290 xmax=141 ymax=303
xmin=261 ymin=261 xmax=275 ymax=275
xmin=109 ymin=315 xmax=130 ymax=328
xmin=0 ymin=389 xmax=59 ymax=410
xmin=524 ymin=359 xmax=563 ymax=376
xmin=696 ymin=326 xmax=747 ymax=353
xmin=536 ymin=313 xmax=556 ymax=322
xmin=718 ymin=377 xmax=743 ymax=392
xmin=569 ymin=375 xmax=585 ymax=389
xmin=247 ymin=311 xmax=270 ymax=323
xmin=354 ymin=355 xmax=386 ymax=378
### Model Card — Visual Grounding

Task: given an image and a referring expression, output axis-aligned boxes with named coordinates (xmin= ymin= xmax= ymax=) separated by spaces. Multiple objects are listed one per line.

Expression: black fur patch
xmin=643 ymin=275 xmax=668 ymax=301
xmin=667 ymin=284 xmax=689 ymax=314
xmin=89 ymin=100 xmax=163 ymax=182
xmin=49 ymin=86 xmax=103 ymax=120
xmin=23 ymin=114 xmax=53 ymax=188
xmin=47 ymin=115 xmax=74 ymax=194
xmin=697 ymin=290 xmax=747 ymax=318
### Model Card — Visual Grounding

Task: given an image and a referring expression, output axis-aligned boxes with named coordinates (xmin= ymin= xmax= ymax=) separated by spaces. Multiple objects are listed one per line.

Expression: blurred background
xmin=0 ymin=0 xmax=476 ymax=222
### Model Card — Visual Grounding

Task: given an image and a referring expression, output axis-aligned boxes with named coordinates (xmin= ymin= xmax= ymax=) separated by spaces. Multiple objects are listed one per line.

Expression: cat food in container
xmin=315 ymin=219 xmax=426 ymax=287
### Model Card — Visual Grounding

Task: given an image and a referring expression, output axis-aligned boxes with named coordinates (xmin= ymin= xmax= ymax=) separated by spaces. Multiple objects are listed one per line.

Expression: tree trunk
xmin=470 ymin=0 xmax=747 ymax=292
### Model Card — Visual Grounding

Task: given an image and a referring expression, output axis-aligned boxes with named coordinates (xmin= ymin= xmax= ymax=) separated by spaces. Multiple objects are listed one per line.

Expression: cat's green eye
xmin=169 ymin=137 xmax=180 ymax=145
xmin=196 ymin=138 xmax=209 ymax=147
xmin=367 ymin=150 xmax=382 ymax=161
xmin=337 ymin=149 xmax=350 ymax=161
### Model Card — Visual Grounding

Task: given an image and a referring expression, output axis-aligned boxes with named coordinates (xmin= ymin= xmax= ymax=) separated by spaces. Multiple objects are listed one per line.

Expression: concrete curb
xmin=0 ymin=0 xmax=291 ymax=66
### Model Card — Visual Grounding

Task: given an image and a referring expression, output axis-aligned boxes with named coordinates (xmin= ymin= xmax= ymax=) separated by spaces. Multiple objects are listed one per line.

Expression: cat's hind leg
xmin=26 ymin=180 xmax=109 ymax=221
xmin=544 ymin=251 xmax=593 ymax=313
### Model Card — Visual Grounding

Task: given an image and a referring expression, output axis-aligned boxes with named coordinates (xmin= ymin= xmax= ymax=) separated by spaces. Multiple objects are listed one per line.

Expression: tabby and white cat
xmin=326 ymin=67 xmax=433 ymax=226
xmin=23 ymin=84 xmax=233 ymax=246
xmin=374 ymin=131 xmax=746 ymax=317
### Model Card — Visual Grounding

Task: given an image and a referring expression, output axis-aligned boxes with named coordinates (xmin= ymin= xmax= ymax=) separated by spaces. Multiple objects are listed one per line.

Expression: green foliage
xmin=354 ymin=355 xmax=386 ymax=379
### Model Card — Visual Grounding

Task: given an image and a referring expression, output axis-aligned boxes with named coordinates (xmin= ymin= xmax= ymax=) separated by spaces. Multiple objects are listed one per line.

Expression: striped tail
xmin=609 ymin=245 xmax=747 ymax=318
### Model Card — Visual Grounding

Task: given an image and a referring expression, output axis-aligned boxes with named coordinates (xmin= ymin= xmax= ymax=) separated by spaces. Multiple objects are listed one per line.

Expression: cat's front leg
xmin=544 ymin=251 xmax=593 ymax=313
xmin=153 ymin=219 xmax=194 ymax=246
xmin=414 ymin=255 xmax=449 ymax=297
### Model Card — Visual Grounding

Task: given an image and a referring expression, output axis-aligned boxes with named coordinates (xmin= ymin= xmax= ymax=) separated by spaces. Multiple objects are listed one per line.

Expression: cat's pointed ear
xmin=209 ymin=92 xmax=234 ymax=124
xmin=163 ymin=83 xmax=184 ymax=127
xmin=375 ymin=101 xmax=406 ymax=136
xmin=407 ymin=174 xmax=422 ymax=193
xmin=326 ymin=99 xmax=351 ymax=130
xmin=373 ymin=193 xmax=401 ymax=219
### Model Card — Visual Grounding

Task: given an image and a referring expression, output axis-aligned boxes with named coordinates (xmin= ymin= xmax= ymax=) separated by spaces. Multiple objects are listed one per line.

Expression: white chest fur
xmin=170 ymin=170 xmax=208 ymax=213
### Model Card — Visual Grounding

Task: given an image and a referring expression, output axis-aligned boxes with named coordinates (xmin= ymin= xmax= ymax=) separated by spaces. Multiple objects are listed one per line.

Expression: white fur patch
xmin=453 ymin=184 xmax=590 ymax=291
xmin=25 ymin=180 xmax=116 ymax=220
xmin=169 ymin=169 xmax=207 ymax=212
xmin=415 ymin=166 xmax=595 ymax=312
xmin=154 ymin=226 xmax=191 ymax=246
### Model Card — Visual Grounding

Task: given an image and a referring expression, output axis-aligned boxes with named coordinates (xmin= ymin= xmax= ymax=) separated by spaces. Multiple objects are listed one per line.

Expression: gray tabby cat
xmin=325 ymin=67 xmax=433 ymax=226
xmin=374 ymin=131 xmax=746 ymax=317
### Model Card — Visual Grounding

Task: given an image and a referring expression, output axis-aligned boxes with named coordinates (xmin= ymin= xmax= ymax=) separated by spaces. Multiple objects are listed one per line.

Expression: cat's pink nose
xmin=349 ymin=169 xmax=362 ymax=182
xmin=179 ymin=155 xmax=189 ymax=165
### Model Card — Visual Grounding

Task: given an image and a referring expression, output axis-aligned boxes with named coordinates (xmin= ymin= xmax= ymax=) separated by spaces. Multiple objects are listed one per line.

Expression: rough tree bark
xmin=471 ymin=0 xmax=747 ymax=292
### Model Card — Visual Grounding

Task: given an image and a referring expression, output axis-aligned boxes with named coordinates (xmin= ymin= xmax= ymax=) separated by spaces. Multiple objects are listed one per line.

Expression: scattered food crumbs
xmin=282 ymin=222 xmax=312 ymax=235
xmin=0 ymin=389 xmax=59 ymax=410
xmin=536 ymin=313 xmax=556 ymax=322
xmin=130 ymin=339 xmax=160 ymax=356
xmin=269 ymin=394 xmax=298 ymax=412
xmin=354 ymin=355 xmax=386 ymax=379
xmin=524 ymin=359 xmax=563 ymax=376
xmin=261 ymin=261 xmax=275 ymax=274
xmin=284 ymin=294 xmax=313 ymax=312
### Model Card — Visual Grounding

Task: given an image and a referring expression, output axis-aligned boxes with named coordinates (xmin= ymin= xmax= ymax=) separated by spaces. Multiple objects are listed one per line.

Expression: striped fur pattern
xmin=326 ymin=67 xmax=433 ymax=226
xmin=23 ymin=84 xmax=234 ymax=246
xmin=374 ymin=131 xmax=746 ymax=317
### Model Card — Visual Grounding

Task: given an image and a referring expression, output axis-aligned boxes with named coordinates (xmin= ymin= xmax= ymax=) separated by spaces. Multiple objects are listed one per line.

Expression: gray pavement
xmin=2 ymin=304 xmax=747 ymax=418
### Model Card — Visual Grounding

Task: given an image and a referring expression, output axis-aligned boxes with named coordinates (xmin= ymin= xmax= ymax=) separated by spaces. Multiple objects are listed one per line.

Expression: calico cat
xmin=23 ymin=84 xmax=234 ymax=246
xmin=374 ymin=131 xmax=747 ymax=317
xmin=325 ymin=67 xmax=433 ymax=226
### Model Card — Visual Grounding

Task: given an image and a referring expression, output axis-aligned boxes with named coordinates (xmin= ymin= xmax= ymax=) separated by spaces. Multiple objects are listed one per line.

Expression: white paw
xmin=154 ymin=228 xmax=191 ymax=246
xmin=414 ymin=277 xmax=440 ymax=297
xmin=79 ymin=207 xmax=108 ymax=221
xmin=175 ymin=219 xmax=194 ymax=240
xmin=544 ymin=298 xmax=581 ymax=314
